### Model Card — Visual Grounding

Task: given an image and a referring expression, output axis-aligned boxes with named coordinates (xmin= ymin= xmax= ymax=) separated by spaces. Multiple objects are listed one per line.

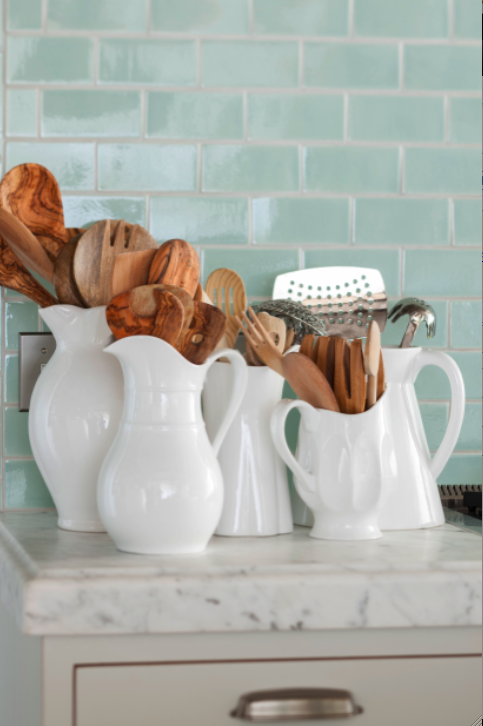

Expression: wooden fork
xmin=236 ymin=307 xmax=284 ymax=376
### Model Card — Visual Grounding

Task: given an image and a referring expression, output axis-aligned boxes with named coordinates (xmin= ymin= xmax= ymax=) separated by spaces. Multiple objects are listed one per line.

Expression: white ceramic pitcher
xmin=97 ymin=337 xmax=247 ymax=554
xmin=289 ymin=346 xmax=466 ymax=531
xmin=203 ymin=363 xmax=293 ymax=537
xmin=29 ymin=306 xmax=124 ymax=532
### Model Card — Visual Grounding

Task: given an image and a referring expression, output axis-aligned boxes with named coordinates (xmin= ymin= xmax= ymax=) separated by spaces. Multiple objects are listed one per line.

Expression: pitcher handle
xmin=203 ymin=349 xmax=248 ymax=456
xmin=270 ymin=399 xmax=318 ymax=508
xmin=412 ymin=350 xmax=466 ymax=480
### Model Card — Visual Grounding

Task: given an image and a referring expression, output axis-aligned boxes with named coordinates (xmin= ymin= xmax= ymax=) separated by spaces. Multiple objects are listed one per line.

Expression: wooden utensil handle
xmin=367 ymin=375 xmax=377 ymax=408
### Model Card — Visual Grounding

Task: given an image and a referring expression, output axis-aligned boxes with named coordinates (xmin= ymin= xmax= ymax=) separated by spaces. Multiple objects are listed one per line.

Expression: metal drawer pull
xmin=231 ymin=688 xmax=363 ymax=721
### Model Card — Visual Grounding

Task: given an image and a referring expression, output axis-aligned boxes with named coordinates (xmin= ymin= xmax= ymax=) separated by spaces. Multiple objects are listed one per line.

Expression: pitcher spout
xmin=40 ymin=305 xmax=113 ymax=351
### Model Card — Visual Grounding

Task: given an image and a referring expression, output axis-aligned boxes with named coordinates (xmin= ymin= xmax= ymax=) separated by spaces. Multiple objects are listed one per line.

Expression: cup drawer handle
xmin=230 ymin=688 xmax=363 ymax=721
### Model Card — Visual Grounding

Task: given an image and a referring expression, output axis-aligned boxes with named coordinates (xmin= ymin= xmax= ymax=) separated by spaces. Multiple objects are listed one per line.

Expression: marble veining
xmin=0 ymin=512 xmax=480 ymax=636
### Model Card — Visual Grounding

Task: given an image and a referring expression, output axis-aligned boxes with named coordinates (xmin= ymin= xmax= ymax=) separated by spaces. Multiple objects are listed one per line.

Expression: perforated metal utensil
xmin=388 ymin=297 xmax=436 ymax=348
xmin=272 ymin=267 xmax=387 ymax=338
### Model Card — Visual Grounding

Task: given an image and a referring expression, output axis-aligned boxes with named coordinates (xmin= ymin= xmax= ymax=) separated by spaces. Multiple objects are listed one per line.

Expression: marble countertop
xmin=0 ymin=512 xmax=480 ymax=636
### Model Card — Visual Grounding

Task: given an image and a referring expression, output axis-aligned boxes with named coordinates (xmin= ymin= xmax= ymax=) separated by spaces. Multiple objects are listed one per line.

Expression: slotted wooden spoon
xmin=205 ymin=268 xmax=246 ymax=349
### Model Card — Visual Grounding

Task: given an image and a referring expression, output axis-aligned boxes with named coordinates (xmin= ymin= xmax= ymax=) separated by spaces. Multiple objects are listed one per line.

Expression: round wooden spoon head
xmin=205 ymin=268 xmax=247 ymax=348
xmin=53 ymin=234 xmax=85 ymax=307
xmin=148 ymin=238 xmax=200 ymax=298
xmin=282 ymin=352 xmax=340 ymax=412
xmin=129 ymin=283 xmax=194 ymax=338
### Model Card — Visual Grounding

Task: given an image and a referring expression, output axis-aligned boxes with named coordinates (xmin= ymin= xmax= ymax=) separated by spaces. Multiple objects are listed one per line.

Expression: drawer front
xmin=76 ymin=656 xmax=481 ymax=726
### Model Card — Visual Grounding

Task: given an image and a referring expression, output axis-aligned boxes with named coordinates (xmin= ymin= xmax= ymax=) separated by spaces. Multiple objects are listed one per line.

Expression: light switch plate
xmin=18 ymin=333 xmax=56 ymax=412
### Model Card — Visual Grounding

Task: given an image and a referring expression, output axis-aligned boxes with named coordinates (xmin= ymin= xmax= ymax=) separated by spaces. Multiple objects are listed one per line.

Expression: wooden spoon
xmin=282 ymin=352 xmax=340 ymax=412
xmin=299 ymin=334 xmax=316 ymax=361
xmin=148 ymin=238 xmax=200 ymax=298
xmin=106 ymin=291 xmax=155 ymax=340
xmin=53 ymin=234 xmax=85 ymax=307
xmin=283 ymin=327 xmax=295 ymax=352
xmin=176 ymin=301 xmax=227 ymax=365
xmin=246 ymin=312 xmax=286 ymax=365
xmin=0 ymin=208 xmax=55 ymax=282
xmin=130 ymin=284 xmax=194 ymax=339
xmin=0 ymin=163 xmax=83 ymax=259
xmin=347 ymin=339 xmax=367 ymax=415
xmin=237 ymin=308 xmax=284 ymax=376
xmin=364 ymin=321 xmax=381 ymax=409
xmin=314 ymin=337 xmax=336 ymax=389
xmin=0 ymin=234 xmax=57 ymax=307
xmin=205 ymin=268 xmax=246 ymax=349
xmin=333 ymin=338 xmax=352 ymax=414
xmin=151 ymin=289 xmax=185 ymax=346
xmin=376 ymin=349 xmax=386 ymax=400
xmin=111 ymin=249 xmax=157 ymax=298
xmin=73 ymin=219 xmax=158 ymax=307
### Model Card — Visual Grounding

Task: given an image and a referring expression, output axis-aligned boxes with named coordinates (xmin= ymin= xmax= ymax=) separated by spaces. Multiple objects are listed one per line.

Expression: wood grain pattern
xmin=282 ymin=352 xmax=340 ymax=412
xmin=283 ymin=327 xmax=295 ymax=352
xmin=315 ymin=337 xmax=336 ymax=389
xmin=0 ymin=164 xmax=68 ymax=259
xmin=376 ymin=350 xmax=385 ymax=401
xmin=333 ymin=337 xmax=352 ymax=414
xmin=0 ymin=208 xmax=55 ymax=283
xmin=129 ymin=283 xmax=194 ymax=338
xmin=237 ymin=308 xmax=284 ymax=376
xmin=348 ymin=339 xmax=367 ymax=415
xmin=246 ymin=312 xmax=286 ymax=365
xmin=53 ymin=235 xmax=85 ymax=307
xmin=205 ymin=268 xmax=246 ymax=349
xmin=151 ymin=290 xmax=184 ymax=346
xmin=176 ymin=301 xmax=226 ymax=365
xmin=73 ymin=219 xmax=158 ymax=307
xmin=106 ymin=291 xmax=155 ymax=340
xmin=111 ymin=249 xmax=157 ymax=298
xmin=299 ymin=334 xmax=315 ymax=361
xmin=0 ymin=234 xmax=57 ymax=307
xmin=148 ymin=239 xmax=200 ymax=298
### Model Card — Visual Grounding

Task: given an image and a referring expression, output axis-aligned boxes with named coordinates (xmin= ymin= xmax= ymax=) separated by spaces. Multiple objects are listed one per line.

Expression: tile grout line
xmin=448 ymin=0 xmax=455 ymax=41
xmin=146 ymin=0 xmax=152 ymax=35
xmin=248 ymin=0 xmax=255 ymax=35
xmin=41 ymin=0 xmax=48 ymax=33
xmin=348 ymin=0 xmax=355 ymax=38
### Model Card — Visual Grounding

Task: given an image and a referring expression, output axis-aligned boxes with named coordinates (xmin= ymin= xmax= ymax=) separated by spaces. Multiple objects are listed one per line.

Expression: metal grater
xmin=272 ymin=267 xmax=387 ymax=338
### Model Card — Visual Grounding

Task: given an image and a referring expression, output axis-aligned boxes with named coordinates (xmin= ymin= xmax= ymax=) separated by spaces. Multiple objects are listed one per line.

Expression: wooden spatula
xmin=0 ymin=234 xmax=57 ymax=307
xmin=333 ymin=337 xmax=352 ymax=414
xmin=314 ymin=337 xmax=336 ymax=389
xmin=0 ymin=163 xmax=83 ymax=259
xmin=151 ymin=289 xmax=185 ymax=346
xmin=282 ymin=352 xmax=340 ymax=412
xmin=148 ymin=238 xmax=200 ymax=298
xmin=376 ymin=349 xmax=385 ymax=400
xmin=111 ymin=249 xmax=157 ymax=298
xmin=348 ymin=339 xmax=367 ymax=415
xmin=299 ymin=334 xmax=316 ymax=360
xmin=53 ymin=234 xmax=85 ymax=306
xmin=73 ymin=219 xmax=158 ymax=307
xmin=364 ymin=321 xmax=381 ymax=409
xmin=0 ymin=208 xmax=55 ymax=283
xmin=129 ymin=283 xmax=194 ymax=339
xmin=205 ymin=268 xmax=246 ymax=348
xmin=176 ymin=301 xmax=227 ymax=365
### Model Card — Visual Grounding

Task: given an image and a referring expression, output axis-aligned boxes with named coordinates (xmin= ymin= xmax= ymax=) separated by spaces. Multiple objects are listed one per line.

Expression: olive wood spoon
xmin=176 ymin=301 xmax=227 ymax=365
xmin=106 ymin=291 xmax=154 ymax=340
xmin=129 ymin=283 xmax=194 ymax=339
xmin=53 ymin=234 xmax=85 ymax=307
xmin=364 ymin=321 xmax=381 ymax=409
xmin=0 ymin=208 xmax=55 ymax=282
xmin=0 ymin=234 xmax=57 ymax=307
xmin=148 ymin=238 xmax=200 ymax=298
xmin=282 ymin=352 xmax=340 ymax=412
xmin=111 ymin=248 xmax=157 ymax=298
xmin=151 ymin=289 xmax=185 ymax=346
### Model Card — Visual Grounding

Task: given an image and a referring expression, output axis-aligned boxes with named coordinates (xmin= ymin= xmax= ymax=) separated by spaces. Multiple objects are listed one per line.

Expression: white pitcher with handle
xmin=97 ymin=337 xmax=247 ymax=554
xmin=285 ymin=346 xmax=466 ymax=532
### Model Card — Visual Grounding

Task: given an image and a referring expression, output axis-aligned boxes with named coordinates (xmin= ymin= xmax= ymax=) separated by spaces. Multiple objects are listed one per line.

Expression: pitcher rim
xmin=104 ymin=334 xmax=216 ymax=370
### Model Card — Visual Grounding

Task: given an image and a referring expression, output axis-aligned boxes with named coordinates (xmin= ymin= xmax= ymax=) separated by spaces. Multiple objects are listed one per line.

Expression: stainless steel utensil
xmin=272 ymin=267 xmax=387 ymax=338
xmin=388 ymin=297 xmax=436 ymax=348
xmin=250 ymin=299 xmax=326 ymax=344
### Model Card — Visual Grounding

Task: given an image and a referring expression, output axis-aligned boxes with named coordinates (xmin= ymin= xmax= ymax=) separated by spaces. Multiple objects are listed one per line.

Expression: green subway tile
xmin=454 ymin=0 xmax=482 ymax=38
xmin=147 ymin=92 xmax=243 ymax=139
xmin=415 ymin=352 xmax=481 ymax=400
xmin=248 ymin=94 xmax=344 ymax=141
xmin=438 ymin=455 xmax=481 ymax=485
xmin=454 ymin=200 xmax=481 ymax=246
xmin=42 ymin=90 xmax=141 ymax=138
xmin=152 ymin=0 xmax=248 ymax=33
xmin=404 ymin=148 xmax=478 ymax=194
xmin=8 ymin=0 xmax=42 ymax=30
xmin=456 ymin=403 xmax=482 ymax=451
xmin=6 ymin=143 xmax=95 ymax=191
xmin=6 ymin=89 xmax=37 ymax=137
xmin=420 ymin=403 xmax=448 ymax=452
xmin=354 ymin=0 xmax=448 ymax=37
xmin=202 ymin=41 xmax=298 ymax=88
xmin=98 ymin=144 xmax=197 ymax=192
xmin=404 ymin=249 xmax=480 ymax=297
xmin=253 ymin=198 xmax=350 ymax=244
xmin=355 ymin=199 xmax=449 ymax=246
xmin=254 ymin=0 xmax=348 ymax=36
xmin=5 ymin=354 xmax=19 ymax=404
xmin=383 ymin=300 xmax=448 ymax=348
xmin=304 ymin=248 xmax=400 ymax=296
xmin=450 ymin=98 xmax=481 ymax=144
xmin=404 ymin=45 xmax=480 ymax=91
xmin=304 ymin=146 xmax=399 ymax=193
xmin=99 ymin=39 xmax=196 ymax=86
xmin=305 ymin=43 xmax=398 ymax=89
xmin=451 ymin=301 xmax=481 ymax=349
xmin=203 ymin=145 xmax=299 ymax=192
xmin=150 ymin=197 xmax=248 ymax=245
xmin=5 ymin=301 xmax=38 ymax=350
xmin=202 ymin=249 xmax=299 ymax=297
xmin=47 ymin=0 xmax=147 ymax=31
xmin=5 ymin=459 xmax=54 ymax=509
xmin=62 ymin=196 xmax=146 ymax=229
xmin=7 ymin=37 xmax=94 ymax=84
xmin=350 ymin=96 xmax=444 ymax=142
xmin=4 ymin=408 xmax=32 ymax=456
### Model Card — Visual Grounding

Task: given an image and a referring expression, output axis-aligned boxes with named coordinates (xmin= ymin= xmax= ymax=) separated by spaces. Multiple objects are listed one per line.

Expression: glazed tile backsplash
xmin=0 ymin=0 xmax=480 ymax=510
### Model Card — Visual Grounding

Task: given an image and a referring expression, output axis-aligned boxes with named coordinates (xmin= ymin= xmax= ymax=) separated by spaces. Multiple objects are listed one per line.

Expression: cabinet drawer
xmin=76 ymin=655 xmax=481 ymax=726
